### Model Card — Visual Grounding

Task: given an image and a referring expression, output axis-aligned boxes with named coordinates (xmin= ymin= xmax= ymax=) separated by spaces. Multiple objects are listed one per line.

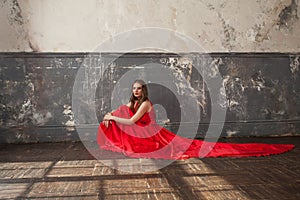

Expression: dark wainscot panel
xmin=0 ymin=53 xmax=299 ymax=143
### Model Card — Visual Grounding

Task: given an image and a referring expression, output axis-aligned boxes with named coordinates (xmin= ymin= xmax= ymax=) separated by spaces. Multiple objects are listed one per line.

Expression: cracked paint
xmin=63 ymin=104 xmax=75 ymax=131
xmin=4 ymin=0 xmax=23 ymax=26
xmin=226 ymin=130 xmax=239 ymax=137
xmin=18 ymin=99 xmax=52 ymax=126
xmin=219 ymin=15 xmax=237 ymax=51
xmin=250 ymin=71 xmax=266 ymax=92
xmin=278 ymin=0 xmax=298 ymax=29
xmin=0 ymin=53 xmax=299 ymax=143
xmin=223 ymin=76 xmax=246 ymax=118
xmin=290 ymin=56 xmax=299 ymax=77
xmin=159 ymin=56 xmax=207 ymax=116
xmin=1 ymin=0 xmax=41 ymax=52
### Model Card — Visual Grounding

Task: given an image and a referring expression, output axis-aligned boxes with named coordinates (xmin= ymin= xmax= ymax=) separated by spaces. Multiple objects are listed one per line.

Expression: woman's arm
xmin=102 ymin=109 xmax=116 ymax=127
xmin=104 ymin=101 xmax=150 ymax=125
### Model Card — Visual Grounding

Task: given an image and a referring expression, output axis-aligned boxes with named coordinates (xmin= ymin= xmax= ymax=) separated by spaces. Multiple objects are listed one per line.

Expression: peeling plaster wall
xmin=0 ymin=0 xmax=300 ymax=143
xmin=0 ymin=0 xmax=299 ymax=52
xmin=0 ymin=0 xmax=30 ymax=51
xmin=0 ymin=53 xmax=299 ymax=143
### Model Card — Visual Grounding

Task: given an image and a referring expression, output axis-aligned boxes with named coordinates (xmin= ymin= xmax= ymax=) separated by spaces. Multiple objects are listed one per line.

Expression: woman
xmin=97 ymin=80 xmax=294 ymax=160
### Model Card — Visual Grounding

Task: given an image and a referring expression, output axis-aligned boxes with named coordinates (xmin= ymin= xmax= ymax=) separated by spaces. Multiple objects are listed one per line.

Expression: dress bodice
xmin=129 ymin=104 xmax=156 ymax=126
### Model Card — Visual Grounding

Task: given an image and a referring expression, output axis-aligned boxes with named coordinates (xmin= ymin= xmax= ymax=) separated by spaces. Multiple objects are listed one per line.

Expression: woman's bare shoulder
xmin=145 ymin=100 xmax=151 ymax=106
xmin=141 ymin=100 xmax=152 ymax=112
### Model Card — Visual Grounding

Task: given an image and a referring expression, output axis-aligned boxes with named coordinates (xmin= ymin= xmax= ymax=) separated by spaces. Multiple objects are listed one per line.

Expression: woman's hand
xmin=103 ymin=120 xmax=110 ymax=128
xmin=103 ymin=112 xmax=114 ymax=121
xmin=102 ymin=113 xmax=113 ymax=127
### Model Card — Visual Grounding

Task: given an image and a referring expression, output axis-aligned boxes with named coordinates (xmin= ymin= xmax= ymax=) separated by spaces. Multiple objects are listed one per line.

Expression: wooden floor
xmin=0 ymin=137 xmax=299 ymax=200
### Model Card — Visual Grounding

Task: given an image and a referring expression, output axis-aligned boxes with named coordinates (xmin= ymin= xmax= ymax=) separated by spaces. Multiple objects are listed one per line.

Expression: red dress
xmin=97 ymin=104 xmax=294 ymax=160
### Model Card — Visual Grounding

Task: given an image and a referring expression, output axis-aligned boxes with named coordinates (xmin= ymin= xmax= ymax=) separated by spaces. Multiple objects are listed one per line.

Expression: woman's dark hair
xmin=129 ymin=79 xmax=149 ymax=112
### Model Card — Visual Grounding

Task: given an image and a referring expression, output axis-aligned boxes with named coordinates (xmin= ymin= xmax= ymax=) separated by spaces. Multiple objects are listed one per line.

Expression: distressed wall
xmin=0 ymin=0 xmax=300 ymax=143
xmin=0 ymin=53 xmax=299 ymax=143
xmin=0 ymin=0 xmax=299 ymax=52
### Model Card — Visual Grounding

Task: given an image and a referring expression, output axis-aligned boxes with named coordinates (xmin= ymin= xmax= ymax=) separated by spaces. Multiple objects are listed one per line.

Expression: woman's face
xmin=133 ymin=82 xmax=143 ymax=99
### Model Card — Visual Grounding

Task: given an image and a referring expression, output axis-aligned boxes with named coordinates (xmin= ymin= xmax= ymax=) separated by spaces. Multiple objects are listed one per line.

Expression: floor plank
xmin=0 ymin=137 xmax=299 ymax=199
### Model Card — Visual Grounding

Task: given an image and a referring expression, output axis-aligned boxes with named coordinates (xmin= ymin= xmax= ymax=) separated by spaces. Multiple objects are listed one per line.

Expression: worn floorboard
xmin=0 ymin=137 xmax=299 ymax=200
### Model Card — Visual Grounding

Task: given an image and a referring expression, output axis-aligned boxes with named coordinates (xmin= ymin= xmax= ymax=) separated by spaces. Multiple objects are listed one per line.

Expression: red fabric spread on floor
xmin=97 ymin=104 xmax=294 ymax=160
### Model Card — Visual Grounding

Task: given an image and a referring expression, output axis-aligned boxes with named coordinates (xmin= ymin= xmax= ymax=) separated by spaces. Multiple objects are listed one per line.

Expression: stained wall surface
xmin=0 ymin=0 xmax=299 ymax=52
xmin=0 ymin=0 xmax=299 ymax=143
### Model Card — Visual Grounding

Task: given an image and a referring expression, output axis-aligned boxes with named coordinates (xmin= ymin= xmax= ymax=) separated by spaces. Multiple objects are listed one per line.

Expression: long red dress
xmin=97 ymin=104 xmax=294 ymax=160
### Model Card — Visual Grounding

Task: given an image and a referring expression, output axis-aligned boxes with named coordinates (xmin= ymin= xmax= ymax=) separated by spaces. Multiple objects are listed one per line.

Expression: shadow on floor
xmin=0 ymin=137 xmax=298 ymax=199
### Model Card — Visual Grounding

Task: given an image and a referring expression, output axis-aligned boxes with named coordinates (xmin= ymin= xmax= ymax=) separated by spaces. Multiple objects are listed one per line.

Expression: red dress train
xmin=97 ymin=104 xmax=294 ymax=160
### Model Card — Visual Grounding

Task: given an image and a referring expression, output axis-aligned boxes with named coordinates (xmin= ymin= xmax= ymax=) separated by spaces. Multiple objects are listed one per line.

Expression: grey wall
xmin=0 ymin=0 xmax=300 ymax=143
xmin=0 ymin=53 xmax=299 ymax=143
